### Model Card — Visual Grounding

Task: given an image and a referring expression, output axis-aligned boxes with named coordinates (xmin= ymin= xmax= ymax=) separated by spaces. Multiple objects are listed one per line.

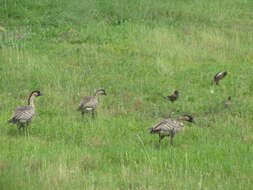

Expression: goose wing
xmin=13 ymin=105 xmax=34 ymax=121
xmin=151 ymin=118 xmax=183 ymax=133
xmin=151 ymin=119 xmax=171 ymax=132
xmin=78 ymin=96 xmax=96 ymax=109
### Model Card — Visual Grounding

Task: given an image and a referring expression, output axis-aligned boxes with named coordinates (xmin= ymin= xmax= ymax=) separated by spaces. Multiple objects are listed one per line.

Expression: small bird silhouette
xmin=224 ymin=96 xmax=232 ymax=108
xmin=214 ymin=72 xmax=228 ymax=85
xmin=164 ymin=90 xmax=179 ymax=102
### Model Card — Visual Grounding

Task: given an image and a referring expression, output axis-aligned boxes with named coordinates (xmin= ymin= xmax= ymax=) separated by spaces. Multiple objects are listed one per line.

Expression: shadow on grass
xmin=6 ymin=128 xmax=26 ymax=137
xmin=152 ymin=141 xmax=177 ymax=150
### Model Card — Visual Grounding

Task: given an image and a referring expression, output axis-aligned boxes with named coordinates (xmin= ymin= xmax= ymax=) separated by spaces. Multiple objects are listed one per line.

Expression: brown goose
xmin=77 ymin=89 xmax=106 ymax=118
xmin=150 ymin=115 xmax=194 ymax=145
xmin=8 ymin=90 xmax=43 ymax=131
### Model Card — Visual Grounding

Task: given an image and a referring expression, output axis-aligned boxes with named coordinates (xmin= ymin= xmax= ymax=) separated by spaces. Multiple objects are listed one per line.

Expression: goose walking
xmin=8 ymin=90 xmax=43 ymax=131
xmin=77 ymin=89 xmax=106 ymax=118
xmin=150 ymin=115 xmax=194 ymax=145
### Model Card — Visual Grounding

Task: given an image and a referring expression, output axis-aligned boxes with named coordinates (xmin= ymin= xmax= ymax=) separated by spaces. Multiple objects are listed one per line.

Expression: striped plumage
xmin=150 ymin=115 xmax=193 ymax=145
xmin=214 ymin=72 xmax=227 ymax=85
xmin=8 ymin=90 xmax=43 ymax=130
xmin=77 ymin=89 xmax=106 ymax=117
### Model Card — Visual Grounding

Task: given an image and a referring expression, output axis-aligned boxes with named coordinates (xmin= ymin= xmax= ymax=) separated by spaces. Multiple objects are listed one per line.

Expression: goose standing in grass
xmin=214 ymin=72 xmax=227 ymax=85
xmin=8 ymin=90 xmax=43 ymax=132
xmin=164 ymin=90 xmax=179 ymax=102
xmin=150 ymin=115 xmax=194 ymax=145
xmin=77 ymin=89 xmax=107 ymax=118
xmin=224 ymin=96 xmax=232 ymax=108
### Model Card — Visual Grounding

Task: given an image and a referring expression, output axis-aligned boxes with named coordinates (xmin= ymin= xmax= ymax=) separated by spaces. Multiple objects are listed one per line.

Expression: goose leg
xmin=24 ymin=126 xmax=27 ymax=137
xmin=170 ymin=136 xmax=173 ymax=145
xmin=19 ymin=124 xmax=25 ymax=135
xmin=91 ymin=110 xmax=96 ymax=118
xmin=170 ymin=132 xmax=175 ymax=146
xmin=25 ymin=122 xmax=30 ymax=137
xmin=17 ymin=124 xmax=21 ymax=130
xmin=22 ymin=124 xmax=27 ymax=136
xmin=159 ymin=135 xmax=165 ymax=143
xmin=17 ymin=123 xmax=23 ymax=130
xmin=17 ymin=123 xmax=22 ymax=134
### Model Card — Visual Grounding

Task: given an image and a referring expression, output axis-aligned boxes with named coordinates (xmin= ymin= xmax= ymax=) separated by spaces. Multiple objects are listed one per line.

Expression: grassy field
xmin=0 ymin=0 xmax=253 ymax=189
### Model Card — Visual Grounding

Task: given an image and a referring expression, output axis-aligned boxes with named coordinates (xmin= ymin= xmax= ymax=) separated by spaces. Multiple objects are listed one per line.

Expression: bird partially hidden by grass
xmin=77 ymin=89 xmax=107 ymax=118
xmin=8 ymin=90 xmax=43 ymax=134
xmin=224 ymin=96 xmax=232 ymax=108
xmin=164 ymin=90 xmax=179 ymax=102
xmin=180 ymin=114 xmax=195 ymax=123
xmin=214 ymin=72 xmax=228 ymax=85
xmin=150 ymin=115 xmax=194 ymax=146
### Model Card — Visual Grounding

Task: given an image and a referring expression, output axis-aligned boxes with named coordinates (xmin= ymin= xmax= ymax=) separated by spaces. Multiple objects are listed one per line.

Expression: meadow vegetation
xmin=0 ymin=0 xmax=253 ymax=189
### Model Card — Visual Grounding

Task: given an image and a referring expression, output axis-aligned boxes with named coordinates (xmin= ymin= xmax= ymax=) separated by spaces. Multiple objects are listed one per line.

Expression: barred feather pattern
xmin=9 ymin=106 xmax=35 ymax=124
xmin=78 ymin=96 xmax=98 ymax=112
xmin=150 ymin=118 xmax=184 ymax=136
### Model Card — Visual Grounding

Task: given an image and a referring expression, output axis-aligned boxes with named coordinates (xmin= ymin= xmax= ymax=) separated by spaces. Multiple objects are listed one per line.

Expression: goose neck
xmin=28 ymin=95 xmax=36 ymax=107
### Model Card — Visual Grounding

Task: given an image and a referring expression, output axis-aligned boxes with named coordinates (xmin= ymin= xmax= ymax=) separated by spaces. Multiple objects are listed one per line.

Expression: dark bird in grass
xmin=164 ymin=90 xmax=179 ymax=102
xmin=214 ymin=72 xmax=228 ymax=85
xmin=150 ymin=115 xmax=194 ymax=146
xmin=77 ymin=89 xmax=107 ymax=118
xmin=224 ymin=96 xmax=232 ymax=108
xmin=8 ymin=90 xmax=43 ymax=132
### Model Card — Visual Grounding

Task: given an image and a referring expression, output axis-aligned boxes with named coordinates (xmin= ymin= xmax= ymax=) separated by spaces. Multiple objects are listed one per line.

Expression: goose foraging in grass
xmin=150 ymin=115 xmax=194 ymax=145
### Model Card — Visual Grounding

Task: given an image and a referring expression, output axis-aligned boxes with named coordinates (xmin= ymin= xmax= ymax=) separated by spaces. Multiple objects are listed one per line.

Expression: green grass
xmin=0 ymin=0 xmax=253 ymax=189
